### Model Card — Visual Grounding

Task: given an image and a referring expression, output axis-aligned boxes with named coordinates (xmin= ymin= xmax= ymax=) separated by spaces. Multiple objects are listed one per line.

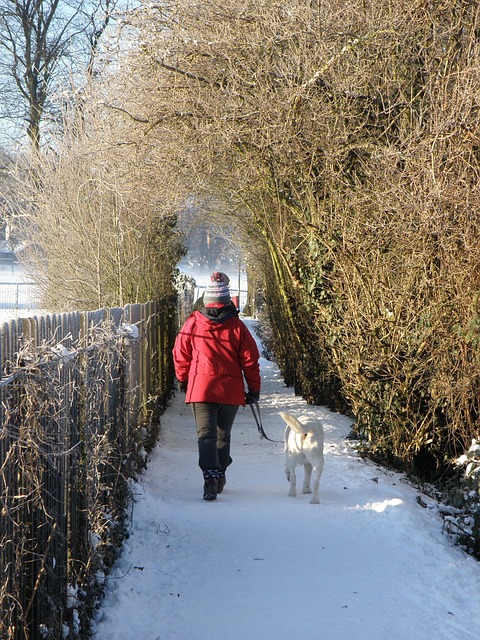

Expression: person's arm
xmin=172 ymin=317 xmax=194 ymax=384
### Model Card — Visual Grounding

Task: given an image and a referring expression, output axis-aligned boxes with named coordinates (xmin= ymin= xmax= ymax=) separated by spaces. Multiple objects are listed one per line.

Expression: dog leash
xmin=249 ymin=399 xmax=283 ymax=443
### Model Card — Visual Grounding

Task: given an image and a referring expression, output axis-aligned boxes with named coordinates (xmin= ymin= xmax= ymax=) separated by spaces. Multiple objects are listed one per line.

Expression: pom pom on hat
xmin=210 ymin=271 xmax=230 ymax=286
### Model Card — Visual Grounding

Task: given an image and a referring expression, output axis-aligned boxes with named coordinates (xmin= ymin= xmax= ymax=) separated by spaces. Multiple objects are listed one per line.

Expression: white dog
xmin=280 ymin=411 xmax=324 ymax=504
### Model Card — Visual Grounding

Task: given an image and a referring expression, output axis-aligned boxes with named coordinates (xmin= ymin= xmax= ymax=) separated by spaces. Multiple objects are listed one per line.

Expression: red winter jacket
xmin=173 ymin=310 xmax=261 ymax=405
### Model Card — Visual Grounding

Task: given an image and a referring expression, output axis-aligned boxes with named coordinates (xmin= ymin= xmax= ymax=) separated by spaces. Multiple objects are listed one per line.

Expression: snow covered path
xmin=92 ymin=320 xmax=480 ymax=640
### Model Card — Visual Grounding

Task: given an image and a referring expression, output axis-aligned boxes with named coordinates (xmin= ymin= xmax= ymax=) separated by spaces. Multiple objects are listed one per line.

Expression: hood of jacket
xmin=197 ymin=305 xmax=238 ymax=325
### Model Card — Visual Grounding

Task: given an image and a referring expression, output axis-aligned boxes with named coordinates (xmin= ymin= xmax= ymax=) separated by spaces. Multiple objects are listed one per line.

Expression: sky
xmin=89 ymin=269 xmax=480 ymax=640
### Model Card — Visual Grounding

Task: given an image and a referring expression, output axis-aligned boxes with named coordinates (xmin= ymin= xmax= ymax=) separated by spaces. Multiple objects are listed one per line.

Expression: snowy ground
xmin=91 ymin=317 xmax=480 ymax=640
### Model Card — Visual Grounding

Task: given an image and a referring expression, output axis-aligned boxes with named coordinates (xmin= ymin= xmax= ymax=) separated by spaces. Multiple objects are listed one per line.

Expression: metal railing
xmin=0 ymin=282 xmax=42 ymax=312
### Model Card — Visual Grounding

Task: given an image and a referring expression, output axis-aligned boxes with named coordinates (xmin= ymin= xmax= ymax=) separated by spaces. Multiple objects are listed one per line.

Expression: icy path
xmin=92 ymin=321 xmax=480 ymax=640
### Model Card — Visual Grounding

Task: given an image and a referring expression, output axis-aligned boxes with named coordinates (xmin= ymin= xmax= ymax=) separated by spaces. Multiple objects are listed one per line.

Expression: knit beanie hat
xmin=204 ymin=274 xmax=231 ymax=307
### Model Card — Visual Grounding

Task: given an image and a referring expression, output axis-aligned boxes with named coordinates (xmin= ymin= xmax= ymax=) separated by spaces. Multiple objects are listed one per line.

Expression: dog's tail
xmin=279 ymin=411 xmax=308 ymax=435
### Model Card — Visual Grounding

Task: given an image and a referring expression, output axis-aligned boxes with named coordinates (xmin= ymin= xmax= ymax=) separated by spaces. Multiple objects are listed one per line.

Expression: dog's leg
xmin=302 ymin=462 xmax=312 ymax=494
xmin=310 ymin=461 xmax=324 ymax=504
xmin=284 ymin=426 xmax=291 ymax=483
xmin=287 ymin=461 xmax=297 ymax=497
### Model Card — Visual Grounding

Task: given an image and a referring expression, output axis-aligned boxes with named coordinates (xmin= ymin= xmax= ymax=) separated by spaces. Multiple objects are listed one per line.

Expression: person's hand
xmin=179 ymin=380 xmax=188 ymax=393
xmin=245 ymin=389 xmax=260 ymax=404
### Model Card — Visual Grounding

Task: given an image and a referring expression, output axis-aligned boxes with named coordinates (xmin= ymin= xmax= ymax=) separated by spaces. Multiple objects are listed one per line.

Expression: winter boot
xmin=217 ymin=470 xmax=226 ymax=494
xmin=203 ymin=470 xmax=218 ymax=501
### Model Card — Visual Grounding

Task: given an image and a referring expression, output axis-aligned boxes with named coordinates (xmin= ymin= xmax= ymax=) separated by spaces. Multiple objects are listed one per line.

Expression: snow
xmin=91 ymin=312 xmax=480 ymax=640
xmin=119 ymin=323 xmax=140 ymax=340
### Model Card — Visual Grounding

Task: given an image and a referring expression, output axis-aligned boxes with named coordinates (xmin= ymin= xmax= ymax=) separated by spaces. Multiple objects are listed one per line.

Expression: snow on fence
xmin=0 ymin=300 xmax=177 ymax=640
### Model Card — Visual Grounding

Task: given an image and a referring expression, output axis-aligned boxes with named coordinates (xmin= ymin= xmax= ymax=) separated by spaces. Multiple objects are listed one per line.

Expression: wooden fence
xmin=0 ymin=299 xmax=179 ymax=639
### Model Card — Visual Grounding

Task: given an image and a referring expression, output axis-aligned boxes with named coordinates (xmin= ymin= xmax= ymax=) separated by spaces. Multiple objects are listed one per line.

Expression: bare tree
xmin=0 ymin=0 xmax=118 ymax=150
xmin=9 ymin=70 xmax=186 ymax=310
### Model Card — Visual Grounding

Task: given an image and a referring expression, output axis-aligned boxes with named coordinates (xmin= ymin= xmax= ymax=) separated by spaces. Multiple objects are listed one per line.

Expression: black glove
xmin=179 ymin=380 xmax=188 ymax=393
xmin=245 ymin=389 xmax=260 ymax=404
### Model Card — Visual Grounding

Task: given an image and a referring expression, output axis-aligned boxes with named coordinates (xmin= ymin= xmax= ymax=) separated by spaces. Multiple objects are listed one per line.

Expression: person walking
xmin=173 ymin=272 xmax=261 ymax=501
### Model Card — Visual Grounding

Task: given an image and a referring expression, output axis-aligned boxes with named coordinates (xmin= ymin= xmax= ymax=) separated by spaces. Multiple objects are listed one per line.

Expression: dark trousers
xmin=191 ymin=402 xmax=239 ymax=472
